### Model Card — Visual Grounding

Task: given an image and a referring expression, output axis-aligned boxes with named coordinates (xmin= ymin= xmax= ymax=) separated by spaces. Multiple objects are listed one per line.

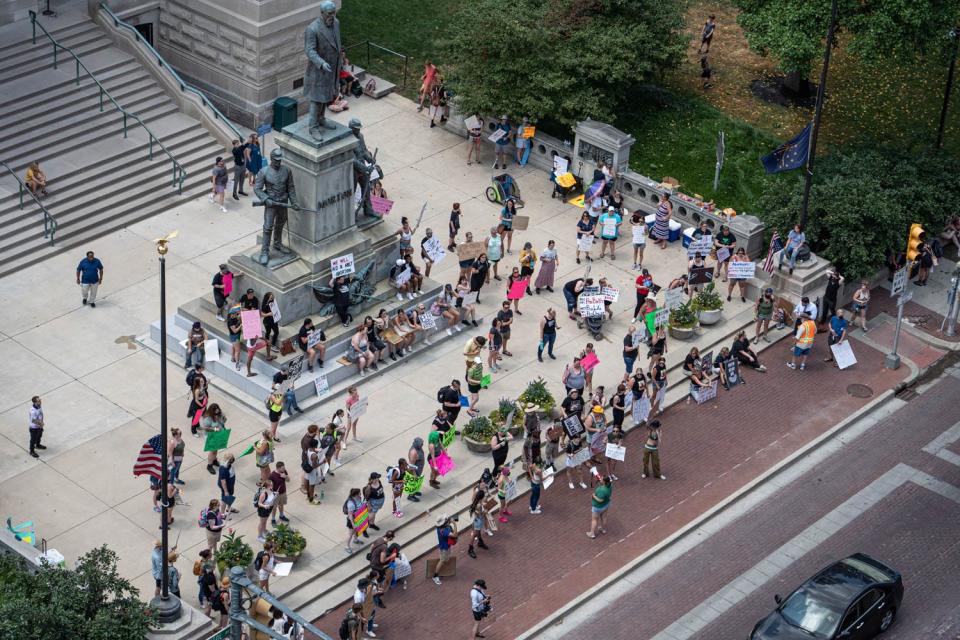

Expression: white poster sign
xmin=604 ymin=443 xmax=626 ymax=461
xmin=687 ymin=236 xmax=712 ymax=257
xmin=727 ymin=261 xmax=756 ymax=279
xmin=694 ymin=380 xmax=719 ymax=404
xmin=602 ymin=220 xmax=617 ymax=238
xmin=396 ymin=267 xmax=412 ymax=287
xmin=831 ymin=341 xmax=857 ymax=370
xmin=601 ymin=286 xmax=619 ymax=303
xmin=488 ymin=128 xmax=507 ymax=143
xmin=331 ymin=253 xmax=356 ymax=277
xmin=577 ymin=235 xmax=594 ymax=252
xmin=460 ymin=290 xmax=478 ymax=306
xmin=420 ymin=312 xmax=437 ymax=331
xmin=716 ymin=246 xmax=731 ymax=263
xmin=578 ymin=295 xmax=606 ymax=318
xmin=664 ymin=287 xmax=686 ymax=311
xmin=314 ymin=374 xmax=330 ymax=397
xmin=203 ymin=339 xmax=220 ymax=362
xmin=269 ymin=300 xmax=282 ymax=325
xmin=307 ymin=330 xmax=324 ymax=349
xmin=632 ymin=224 xmax=646 ymax=245
xmin=464 ymin=115 xmax=480 ymax=131
xmin=423 ymin=236 xmax=446 ymax=264
xmin=348 ymin=397 xmax=368 ymax=419
xmin=553 ymin=156 xmax=569 ymax=174
xmin=654 ymin=307 xmax=671 ymax=328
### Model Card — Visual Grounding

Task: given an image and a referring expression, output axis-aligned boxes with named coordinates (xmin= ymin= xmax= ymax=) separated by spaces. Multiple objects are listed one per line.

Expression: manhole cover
xmin=847 ymin=384 xmax=874 ymax=398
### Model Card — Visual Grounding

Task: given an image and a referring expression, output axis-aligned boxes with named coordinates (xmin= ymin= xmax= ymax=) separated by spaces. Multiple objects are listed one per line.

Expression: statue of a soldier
xmin=254 ymin=148 xmax=300 ymax=265
xmin=349 ymin=118 xmax=379 ymax=218
xmin=303 ymin=1 xmax=342 ymax=141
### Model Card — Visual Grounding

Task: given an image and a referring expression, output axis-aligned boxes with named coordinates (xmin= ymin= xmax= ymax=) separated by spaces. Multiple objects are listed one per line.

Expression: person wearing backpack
xmin=470 ymin=579 xmax=492 ymax=638
xmin=303 ymin=438 xmax=322 ymax=505
xmin=256 ymin=478 xmax=278 ymax=543
xmin=339 ymin=602 xmax=364 ymax=640
xmin=256 ymin=541 xmax=277 ymax=591
xmin=386 ymin=459 xmax=410 ymax=518
xmin=343 ymin=487 xmax=366 ymax=554
xmin=210 ymin=575 xmax=231 ymax=628
xmin=255 ymin=430 xmax=275 ymax=484
xmin=200 ymin=498 xmax=225 ymax=552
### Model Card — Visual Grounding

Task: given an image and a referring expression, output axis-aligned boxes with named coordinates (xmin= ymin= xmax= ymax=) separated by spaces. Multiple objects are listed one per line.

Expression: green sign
xmin=481 ymin=374 xmax=492 ymax=388
xmin=441 ymin=428 xmax=456 ymax=449
xmin=204 ymin=428 xmax=231 ymax=452
xmin=403 ymin=472 xmax=424 ymax=495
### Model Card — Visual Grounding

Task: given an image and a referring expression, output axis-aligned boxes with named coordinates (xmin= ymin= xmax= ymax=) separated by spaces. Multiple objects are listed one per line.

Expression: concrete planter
xmin=698 ymin=308 xmax=723 ymax=325
xmin=464 ymin=435 xmax=492 ymax=454
xmin=668 ymin=323 xmax=699 ymax=340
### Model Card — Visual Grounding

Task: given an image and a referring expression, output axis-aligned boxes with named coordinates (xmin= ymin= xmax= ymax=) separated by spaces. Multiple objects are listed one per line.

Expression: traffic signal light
xmin=906 ymin=223 xmax=925 ymax=262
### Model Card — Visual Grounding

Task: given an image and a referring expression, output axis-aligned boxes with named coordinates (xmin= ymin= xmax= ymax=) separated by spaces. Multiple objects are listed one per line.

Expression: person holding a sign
xmin=455 ymin=276 xmax=479 ymax=327
xmin=403 ymin=253 xmax=424 ymax=295
xmin=393 ymin=215 xmax=420 ymax=259
xmin=823 ymin=309 xmax=849 ymax=366
xmin=344 ymin=487 xmax=366 ymax=553
xmin=493 ymin=115 xmax=512 ymax=170
xmin=297 ymin=318 xmax=326 ymax=371
xmin=713 ymin=224 xmax=737 ymax=281
xmin=726 ymin=247 xmax=751 ymax=301
xmin=649 ymin=354 xmax=668 ymax=416
xmin=605 ymin=423 xmax=624 ymax=480
xmin=344 ymin=386 xmax=364 ymax=445
xmin=419 ymin=228 xmax=439 ymax=278
xmin=575 ymin=211 xmax=597 ymax=264
xmin=686 ymin=363 xmax=713 ymax=404
xmin=598 ymin=206 xmax=623 ymax=260
xmin=184 ymin=321 xmax=208 ymax=369
xmin=260 ymin=292 xmax=280 ymax=348
xmin=495 ymin=467 xmax=514 ymax=523
xmin=466 ymin=356 xmax=485 ymax=418
xmin=630 ymin=212 xmax=647 ymax=270
xmin=563 ymin=276 xmax=591 ymax=319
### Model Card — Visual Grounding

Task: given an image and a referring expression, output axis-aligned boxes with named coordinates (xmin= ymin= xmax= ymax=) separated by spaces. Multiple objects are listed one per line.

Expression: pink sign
xmin=371 ymin=195 xmax=394 ymax=216
xmin=433 ymin=451 xmax=455 ymax=476
xmin=507 ymin=279 xmax=529 ymax=300
xmin=240 ymin=309 xmax=262 ymax=340
xmin=580 ymin=352 xmax=599 ymax=372
xmin=223 ymin=272 xmax=233 ymax=297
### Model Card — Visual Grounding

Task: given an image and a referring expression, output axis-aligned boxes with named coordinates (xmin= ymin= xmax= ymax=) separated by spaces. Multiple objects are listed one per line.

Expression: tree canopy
xmin=0 ymin=546 xmax=157 ymax=640
xmin=758 ymin=145 xmax=960 ymax=279
xmin=734 ymin=0 xmax=960 ymax=77
xmin=439 ymin=0 xmax=686 ymax=126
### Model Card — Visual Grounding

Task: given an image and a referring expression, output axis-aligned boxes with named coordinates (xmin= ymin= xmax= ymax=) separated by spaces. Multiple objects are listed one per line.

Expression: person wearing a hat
xmin=465 ymin=357 xmax=484 ymax=418
xmin=184 ymin=320 xmax=208 ymax=369
xmin=493 ymin=115 xmax=512 ymax=170
xmin=598 ymin=205 xmax=623 ymax=260
xmin=151 ymin=539 xmax=164 ymax=597
xmin=362 ymin=472 xmax=386 ymax=531
xmin=432 ymin=514 xmax=458 ymax=585
xmin=209 ymin=155 xmax=229 ymax=213
xmin=211 ymin=263 xmax=234 ymax=321
xmin=753 ymin=287 xmax=776 ymax=343
xmin=471 ymin=579 xmax=492 ymax=636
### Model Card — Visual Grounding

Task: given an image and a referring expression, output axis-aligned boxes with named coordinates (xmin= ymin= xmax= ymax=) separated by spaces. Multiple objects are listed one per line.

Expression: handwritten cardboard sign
xmin=727 ymin=261 xmax=756 ymax=279
xmin=371 ymin=195 xmax=394 ymax=216
xmin=456 ymin=241 xmax=486 ymax=262
xmin=601 ymin=286 xmax=619 ymax=303
xmin=331 ymin=253 xmax=355 ymax=277
xmin=512 ymin=215 xmax=530 ymax=231
xmin=605 ymin=443 xmax=626 ymax=461
xmin=240 ymin=309 xmax=262 ymax=340
xmin=687 ymin=236 xmax=712 ymax=258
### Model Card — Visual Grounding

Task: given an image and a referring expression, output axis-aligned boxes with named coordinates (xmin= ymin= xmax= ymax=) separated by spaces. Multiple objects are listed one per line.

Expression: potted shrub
xmin=517 ymin=377 xmax=556 ymax=417
xmin=489 ymin=397 xmax=523 ymax=436
xmin=265 ymin=523 xmax=307 ymax=563
xmin=462 ymin=415 xmax=495 ymax=453
xmin=693 ymin=283 xmax=724 ymax=325
xmin=215 ymin=531 xmax=254 ymax=578
xmin=668 ymin=300 xmax=699 ymax=340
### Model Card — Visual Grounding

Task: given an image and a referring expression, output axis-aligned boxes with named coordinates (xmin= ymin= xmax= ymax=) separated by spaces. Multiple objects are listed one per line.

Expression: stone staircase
xmin=0 ymin=13 xmax=226 ymax=278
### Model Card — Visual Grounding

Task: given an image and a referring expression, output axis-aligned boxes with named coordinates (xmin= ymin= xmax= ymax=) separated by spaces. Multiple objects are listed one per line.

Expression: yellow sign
xmin=568 ymin=194 xmax=585 ymax=208
xmin=556 ymin=172 xmax=576 ymax=188
xmin=522 ymin=126 xmax=536 ymax=139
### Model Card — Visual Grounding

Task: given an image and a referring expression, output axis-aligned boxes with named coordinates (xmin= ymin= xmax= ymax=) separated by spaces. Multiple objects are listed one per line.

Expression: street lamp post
xmin=150 ymin=233 xmax=181 ymax=623
xmin=936 ymin=27 xmax=959 ymax=149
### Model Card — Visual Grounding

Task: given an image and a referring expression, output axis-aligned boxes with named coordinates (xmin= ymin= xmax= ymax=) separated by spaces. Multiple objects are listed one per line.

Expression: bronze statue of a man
xmin=254 ymin=148 xmax=299 ymax=265
xmin=303 ymin=1 xmax=342 ymax=141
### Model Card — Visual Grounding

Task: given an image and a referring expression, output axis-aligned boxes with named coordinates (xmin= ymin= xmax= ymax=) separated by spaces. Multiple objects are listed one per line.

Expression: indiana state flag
xmin=760 ymin=123 xmax=811 ymax=174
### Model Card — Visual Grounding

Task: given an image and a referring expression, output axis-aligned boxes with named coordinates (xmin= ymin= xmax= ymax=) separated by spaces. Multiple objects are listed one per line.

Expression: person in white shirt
xmin=353 ymin=577 xmax=379 ymax=638
xmin=470 ymin=579 xmax=491 ymax=639
xmin=792 ymin=296 xmax=817 ymax=327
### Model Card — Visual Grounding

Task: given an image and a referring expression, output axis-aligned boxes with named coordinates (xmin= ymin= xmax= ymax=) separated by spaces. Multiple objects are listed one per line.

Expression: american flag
xmin=133 ymin=434 xmax=163 ymax=479
xmin=762 ymin=231 xmax=783 ymax=274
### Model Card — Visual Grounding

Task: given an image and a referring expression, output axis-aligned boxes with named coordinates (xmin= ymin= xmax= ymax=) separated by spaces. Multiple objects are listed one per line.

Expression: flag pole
xmin=799 ymin=0 xmax=839 ymax=230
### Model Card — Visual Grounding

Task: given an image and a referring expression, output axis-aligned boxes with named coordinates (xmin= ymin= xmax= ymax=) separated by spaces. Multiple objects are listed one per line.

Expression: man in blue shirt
xmin=76 ymin=251 xmax=104 ymax=307
xmin=823 ymin=309 xmax=849 ymax=365
xmin=493 ymin=115 xmax=511 ymax=170
xmin=431 ymin=514 xmax=457 ymax=585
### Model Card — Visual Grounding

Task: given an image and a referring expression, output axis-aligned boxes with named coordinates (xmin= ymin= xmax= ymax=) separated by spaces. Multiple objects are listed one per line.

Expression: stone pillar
xmin=573 ymin=119 xmax=636 ymax=175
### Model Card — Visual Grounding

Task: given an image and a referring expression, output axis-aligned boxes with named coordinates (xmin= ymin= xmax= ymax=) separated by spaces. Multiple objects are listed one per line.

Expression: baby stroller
xmin=485 ymin=173 xmax=525 ymax=208
xmin=576 ymin=292 xmax=605 ymax=339
xmin=551 ymin=170 xmax=581 ymax=200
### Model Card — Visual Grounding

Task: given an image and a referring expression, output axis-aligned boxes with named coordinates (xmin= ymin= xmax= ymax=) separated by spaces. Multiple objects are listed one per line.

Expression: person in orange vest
xmin=787 ymin=316 xmax=817 ymax=371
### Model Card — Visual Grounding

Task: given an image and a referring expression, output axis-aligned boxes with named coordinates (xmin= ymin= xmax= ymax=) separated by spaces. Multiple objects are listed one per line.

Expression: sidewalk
xmin=308 ymin=332 xmax=910 ymax=639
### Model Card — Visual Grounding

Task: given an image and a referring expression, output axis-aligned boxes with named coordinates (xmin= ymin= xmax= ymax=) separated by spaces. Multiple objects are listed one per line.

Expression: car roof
xmin=805 ymin=555 xmax=891 ymax=602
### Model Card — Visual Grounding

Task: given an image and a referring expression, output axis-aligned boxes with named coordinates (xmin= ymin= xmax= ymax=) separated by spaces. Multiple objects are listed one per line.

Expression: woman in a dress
xmin=534 ymin=240 xmax=558 ymax=294
xmin=653 ymin=193 xmax=672 ymax=250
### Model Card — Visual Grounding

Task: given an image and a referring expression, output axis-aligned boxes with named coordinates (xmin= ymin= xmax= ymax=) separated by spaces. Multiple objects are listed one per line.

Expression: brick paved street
xmin=310 ymin=333 xmax=911 ymax=639
xmin=563 ymin=371 xmax=960 ymax=640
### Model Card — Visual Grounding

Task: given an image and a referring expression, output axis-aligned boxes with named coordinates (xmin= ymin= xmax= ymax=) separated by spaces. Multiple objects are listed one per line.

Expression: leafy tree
xmin=758 ymin=145 xmax=960 ymax=279
xmin=439 ymin=0 xmax=686 ymax=126
xmin=0 ymin=546 xmax=158 ymax=640
xmin=733 ymin=0 xmax=960 ymax=77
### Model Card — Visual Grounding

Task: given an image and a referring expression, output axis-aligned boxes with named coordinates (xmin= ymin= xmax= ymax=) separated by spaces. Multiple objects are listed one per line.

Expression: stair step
xmin=2 ymin=99 xmax=181 ymax=173
xmin=0 ymin=82 xmax=166 ymax=152
xmin=0 ymin=19 xmax=95 ymax=56
xmin=0 ymin=152 xmax=222 ymax=275
xmin=0 ymin=134 xmax=218 ymax=230
xmin=0 ymin=27 xmax=109 ymax=74
xmin=0 ymin=37 xmax=116 ymax=84
xmin=0 ymin=126 xmax=213 ymax=212
xmin=0 ymin=58 xmax=143 ymax=111
xmin=0 ymin=73 xmax=155 ymax=131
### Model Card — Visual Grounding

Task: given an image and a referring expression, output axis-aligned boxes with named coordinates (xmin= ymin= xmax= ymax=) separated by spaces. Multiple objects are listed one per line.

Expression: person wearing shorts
xmin=587 ymin=475 xmax=612 ymax=538
xmin=209 ymin=156 xmax=228 ymax=213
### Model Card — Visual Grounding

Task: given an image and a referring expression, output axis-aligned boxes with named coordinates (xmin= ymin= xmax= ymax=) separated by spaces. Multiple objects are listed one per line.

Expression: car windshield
xmin=780 ymin=588 xmax=841 ymax=637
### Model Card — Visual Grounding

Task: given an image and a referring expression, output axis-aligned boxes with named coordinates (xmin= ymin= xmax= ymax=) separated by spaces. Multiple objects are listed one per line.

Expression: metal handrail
xmin=29 ymin=10 xmax=185 ymax=194
xmin=0 ymin=160 xmax=58 ymax=245
xmin=343 ymin=40 xmax=409 ymax=89
xmin=98 ymin=2 xmax=244 ymax=143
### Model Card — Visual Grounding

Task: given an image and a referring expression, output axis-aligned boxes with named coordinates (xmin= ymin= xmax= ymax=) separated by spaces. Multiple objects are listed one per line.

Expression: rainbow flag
xmin=352 ymin=504 xmax=370 ymax=534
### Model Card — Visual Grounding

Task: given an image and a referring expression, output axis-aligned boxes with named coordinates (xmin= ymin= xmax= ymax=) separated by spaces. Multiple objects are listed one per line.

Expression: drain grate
xmin=895 ymin=388 xmax=919 ymax=401
xmin=847 ymin=384 xmax=874 ymax=398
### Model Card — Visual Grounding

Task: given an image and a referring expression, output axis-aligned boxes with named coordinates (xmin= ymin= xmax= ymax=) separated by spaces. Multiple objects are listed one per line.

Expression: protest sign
xmin=352 ymin=504 xmax=370 ymax=534
xmin=353 ymin=184 xmax=362 ymax=205
xmin=601 ymin=286 xmax=619 ymax=303
xmin=562 ymin=414 xmax=585 ymax=438
xmin=456 ymin=241 xmax=486 ymax=262
xmin=580 ymin=352 xmax=599 ymax=372
xmin=460 ymin=290 xmax=479 ymax=306
xmin=286 ymin=355 xmax=305 ymax=382
xmin=687 ymin=236 xmax=712 ymax=257
xmin=521 ymin=126 xmax=536 ymax=138
xmin=553 ymin=156 xmax=569 ymax=174
xmin=269 ymin=300 xmax=282 ymax=324
xmin=222 ymin=272 xmax=233 ymax=297
xmin=203 ymin=339 xmax=220 ymax=363
xmin=689 ymin=266 xmax=714 ymax=285
xmin=632 ymin=224 xmax=646 ymax=244
xmin=602 ymin=219 xmax=617 ymax=238
xmin=488 ymin=128 xmax=507 ymax=143
xmin=371 ymin=195 xmax=394 ymax=216
xmin=369 ymin=167 xmax=381 ymax=182
xmin=569 ymin=447 xmax=592 ymax=467
xmin=464 ymin=115 xmax=480 ymax=130
xmin=724 ymin=358 xmax=742 ymax=387
xmin=434 ymin=451 xmax=455 ymax=476
xmin=240 ymin=309 xmax=262 ymax=340
xmin=420 ymin=312 xmax=437 ymax=330
xmin=203 ymin=428 xmax=231 ymax=452
xmin=331 ymin=253 xmax=355 ymax=277
xmin=314 ymin=373 xmax=330 ymax=397
xmin=542 ymin=465 xmax=556 ymax=490
xmin=694 ymin=380 xmax=719 ymax=404
xmin=423 ymin=236 xmax=446 ymax=264
xmin=395 ymin=267 xmax=412 ymax=287
xmin=583 ymin=285 xmax=601 ymax=296
xmin=441 ymin=429 xmax=456 ymax=449
xmin=307 ymin=330 xmax=324 ymax=349
xmin=512 ymin=215 xmax=530 ymax=231
xmin=507 ymin=279 xmax=529 ymax=300
xmin=459 ymin=395 xmax=470 ymax=407
xmin=348 ymin=397 xmax=368 ymax=419
xmin=728 ymin=261 xmax=756 ymax=279
xmin=578 ymin=295 xmax=605 ymax=318
xmin=273 ymin=562 xmax=293 ymax=577
xmin=831 ymin=341 xmax=857 ymax=370
xmin=716 ymin=246 xmax=731 ymax=263
xmin=504 ymin=478 xmax=519 ymax=501
xmin=605 ymin=443 xmax=626 ymax=461
xmin=665 ymin=287 xmax=686 ymax=311
xmin=577 ymin=235 xmax=594 ymax=252
xmin=403 ymin=472 xmax=423 ymax=494
xmin=644 ymin=307 xmax=672 ymax=335
xmin=480 ymin=374 xmax=491 ymax=388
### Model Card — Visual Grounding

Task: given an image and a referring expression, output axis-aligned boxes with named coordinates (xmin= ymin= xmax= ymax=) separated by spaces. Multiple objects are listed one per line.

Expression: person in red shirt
xmin=268 ymin=462 xmax=290 ymax=526
xmin=633 ymin=268 xmax=653 ymax=321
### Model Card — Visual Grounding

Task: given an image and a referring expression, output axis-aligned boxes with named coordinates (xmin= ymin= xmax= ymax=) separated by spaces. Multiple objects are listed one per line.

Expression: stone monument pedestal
xmin=749 ymin=250 xmax=834 ymax=309
xmin=227 ymin=120 xmax=397 ymax=324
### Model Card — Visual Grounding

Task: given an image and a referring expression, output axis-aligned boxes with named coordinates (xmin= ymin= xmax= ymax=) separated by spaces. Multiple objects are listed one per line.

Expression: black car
xmin=750 ymin=553 xmax=903 ymax=639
